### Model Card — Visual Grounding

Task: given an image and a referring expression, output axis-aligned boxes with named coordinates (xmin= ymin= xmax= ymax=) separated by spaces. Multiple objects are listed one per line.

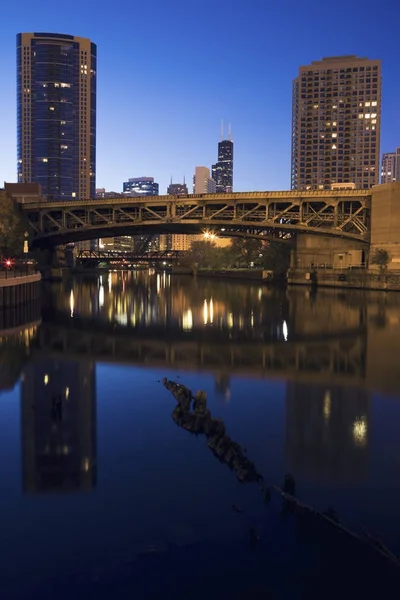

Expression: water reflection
xmin=21 ymin=357 xmax=97 ymax=493
xmin=285 ymin=383 xmax=370 ymax=482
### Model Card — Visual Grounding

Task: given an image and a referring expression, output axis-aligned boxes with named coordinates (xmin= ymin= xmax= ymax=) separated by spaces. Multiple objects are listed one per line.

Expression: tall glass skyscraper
xmin=17 ymin=32 xmax=97 ymax=201
xmin=212 ymin=137 xmax=234 ymax=193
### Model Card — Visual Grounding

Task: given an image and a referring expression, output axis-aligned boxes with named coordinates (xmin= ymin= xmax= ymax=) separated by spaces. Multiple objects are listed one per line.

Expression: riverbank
xmin=0 ymin=271 xmax=41 ymax=307
xmin=287 ymin=268 xmax=400 ymax=292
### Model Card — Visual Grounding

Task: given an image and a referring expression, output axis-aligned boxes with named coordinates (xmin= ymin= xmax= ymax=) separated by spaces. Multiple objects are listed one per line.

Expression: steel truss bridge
xmin=76 ymin=249 xmax=184 ymax=265
xmin=22 ymin=190 xmax=371 ymax=248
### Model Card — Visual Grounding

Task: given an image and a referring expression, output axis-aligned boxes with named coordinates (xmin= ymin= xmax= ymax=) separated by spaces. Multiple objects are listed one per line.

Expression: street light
xmin=23 ymin=231 xmax=29 ymax=254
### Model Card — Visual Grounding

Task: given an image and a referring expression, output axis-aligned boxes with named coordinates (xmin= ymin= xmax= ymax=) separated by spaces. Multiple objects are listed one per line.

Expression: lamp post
xmin=24 ymin=231 xmax=29 ymax=274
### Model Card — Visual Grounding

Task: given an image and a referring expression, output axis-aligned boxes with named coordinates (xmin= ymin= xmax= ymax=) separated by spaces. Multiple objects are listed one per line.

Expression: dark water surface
xmin=1 ymin=271 xmax=400 ymax=597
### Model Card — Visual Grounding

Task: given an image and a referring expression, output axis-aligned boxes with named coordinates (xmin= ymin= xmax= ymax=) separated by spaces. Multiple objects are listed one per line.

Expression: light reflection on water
xmin=1 ymin=272 xmax=400 ymax=593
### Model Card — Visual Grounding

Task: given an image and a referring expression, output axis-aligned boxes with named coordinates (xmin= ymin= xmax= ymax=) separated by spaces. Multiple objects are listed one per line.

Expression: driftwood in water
xmin=162 ymin=378 xmax=261 ymax=483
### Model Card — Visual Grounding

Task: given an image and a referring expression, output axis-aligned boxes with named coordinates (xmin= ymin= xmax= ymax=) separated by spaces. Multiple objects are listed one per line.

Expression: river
xmin=1 ymin=271 xmax=400 ymax=597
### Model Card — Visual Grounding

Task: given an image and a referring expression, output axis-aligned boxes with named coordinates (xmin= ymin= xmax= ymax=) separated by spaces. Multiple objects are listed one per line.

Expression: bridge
xmin=76 ymin=249 xmax=184 ymax=267
xmin=22 ymin=189 xmax=371 ymax=248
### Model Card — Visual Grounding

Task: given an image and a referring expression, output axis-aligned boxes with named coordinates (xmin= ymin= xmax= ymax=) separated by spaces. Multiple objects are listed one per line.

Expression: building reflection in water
xmin=47 ymin=271 xmax=291 ymax=343
xmin=20 ymin=357 xmax=97 ymax=493
xmin=285 ymin=383 xmax=370 ymax=483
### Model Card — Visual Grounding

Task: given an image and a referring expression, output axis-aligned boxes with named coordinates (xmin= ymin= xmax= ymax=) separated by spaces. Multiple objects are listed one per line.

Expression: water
xmin=1 ymin=271 xmax=400 ymax=597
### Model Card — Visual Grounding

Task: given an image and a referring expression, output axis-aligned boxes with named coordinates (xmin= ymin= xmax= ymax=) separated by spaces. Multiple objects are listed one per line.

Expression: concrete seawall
xmin=0 ymin=272 xmax=41 ymax=307
xmin=288 ymin=269 xmax=400 ymax=292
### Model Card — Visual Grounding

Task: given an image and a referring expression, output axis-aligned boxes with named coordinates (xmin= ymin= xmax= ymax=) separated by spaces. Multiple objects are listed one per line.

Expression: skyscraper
xmin=17 ymin=32 xmax=97 ymax=201
xmin=381 ymin=148 xmax=400 ymax=183
xmin=291 ymin=55 xmax=381 ymax=190
xmin=123 ymin=177 xmax=159 ymax=196
xmin=212 ymin=124 xmax=234 ymax=193
xmin=193 ymin=166 xmax=216 ymax=194
xmin=167 ymin=181 xmax=188 ymax=195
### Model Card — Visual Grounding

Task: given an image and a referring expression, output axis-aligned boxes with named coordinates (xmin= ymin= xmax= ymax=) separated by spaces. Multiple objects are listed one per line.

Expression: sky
xmin=1 ymin=0 xmax=399 ymax=195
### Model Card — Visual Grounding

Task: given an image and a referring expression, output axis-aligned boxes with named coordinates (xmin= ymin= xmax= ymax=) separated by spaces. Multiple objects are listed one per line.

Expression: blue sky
xmin=1 ymin=0 xmax=399 ymax=194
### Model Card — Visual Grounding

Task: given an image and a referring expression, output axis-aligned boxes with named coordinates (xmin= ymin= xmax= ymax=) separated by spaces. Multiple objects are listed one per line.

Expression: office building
xmin=381 ymin=148 xmax=400 ymax=183
xmin=21 ymin=357 xmax=97 ymax=493
xmin=167 ymin=181 xmax=188 ymax=195
xmin=17 ymin=32 xmax=96 ymax=201
xmin=123 ymin=177 xmax=159 ymax=196
xmin=212 ymin=124 xmax=234 ymax=193
xmin=291 ymin=55 xmax=381 ymax=190
xmin=193 ymin=166 xmax=216 ymax=194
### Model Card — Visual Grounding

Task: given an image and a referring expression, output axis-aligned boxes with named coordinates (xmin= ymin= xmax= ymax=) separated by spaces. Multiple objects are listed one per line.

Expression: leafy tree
xmin=260 ymin=241 xmax=291 ymax=274
xmin=370 ymin=248 xmax=389 ymax=272
xmin=230 ymin=237 xmax=264 ymax=267
xmin=0 ymin=190 xmax=26 ymax=259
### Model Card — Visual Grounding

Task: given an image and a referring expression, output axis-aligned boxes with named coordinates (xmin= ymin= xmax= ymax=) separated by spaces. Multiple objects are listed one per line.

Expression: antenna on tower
xmin=228 ymin=123 xmax=232 ymax=141
xmin=170 ymin=175 xmax=173 ymax=185
xmin=220 ymin=119 xmax=224 ymax=141
xmin=183 ymin=175 xmax=186 ymax=185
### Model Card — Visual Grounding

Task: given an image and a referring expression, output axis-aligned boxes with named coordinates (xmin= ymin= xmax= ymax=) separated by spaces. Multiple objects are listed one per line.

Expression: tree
xmin=0 ymin=190 xmax=26 ymax=258
xmin=370 ymin=248 xmax=389 ymax=273
xmin=230 ymin=237 xmax=264 ymax=267
xmin=260 ymin=241 xmax=291 ymax=274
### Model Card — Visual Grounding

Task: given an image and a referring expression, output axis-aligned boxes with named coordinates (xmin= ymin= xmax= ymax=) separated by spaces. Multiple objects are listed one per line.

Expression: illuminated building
xmin=285 ymin=383 xmax=369 ymax=482
xmin=17 ymin=32 xmax=96 ymax=201
xmin=123 ymin=177 xmax=159 ymax=196
xmin=212 ymin=124 xmax=234 ymax=193
xmin=291 ymin=55 xmax=381 ymax=190
xmin=21 ymin=357 xmax=97 ymax=493
xmin=381 ymin=148 xmax=400 ymax=183
xmin=193 ymin=166 xmax=216 ymax=194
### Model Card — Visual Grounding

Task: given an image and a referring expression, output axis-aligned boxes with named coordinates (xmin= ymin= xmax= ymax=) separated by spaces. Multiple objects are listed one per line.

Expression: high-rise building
xmin=21 ymin=357 xmax=97 ymax=493
xmin=123 ymin=177 xmax=159 ymax=196
xmin=291 ymin=55 xmax=381 ymax=190
xmin=17 ymin=32 xmax=97 ymax=201
xmin=193 ymin=166 xmax=216 ymax=194
xmin=167 ymin=181 xmax=188 ymax=195
xmin=381 ymin=148 xmax=400 ymax=183
xmin=212 ymin=124 xmax=234 ymax=193
xmin=161 ymin=180 xmax=190 ymax=251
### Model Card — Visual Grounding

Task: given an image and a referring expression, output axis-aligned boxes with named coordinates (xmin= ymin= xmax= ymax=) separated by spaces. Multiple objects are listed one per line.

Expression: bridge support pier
xmin=288 ymin=233 xmax=368 ymax=285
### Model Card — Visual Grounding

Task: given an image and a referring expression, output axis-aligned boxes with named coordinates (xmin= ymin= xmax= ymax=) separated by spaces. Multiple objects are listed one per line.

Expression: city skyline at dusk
xmin=1 ymin=0 xmax=400 ymax=195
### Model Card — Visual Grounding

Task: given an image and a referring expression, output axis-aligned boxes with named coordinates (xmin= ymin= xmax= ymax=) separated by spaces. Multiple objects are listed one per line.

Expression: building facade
xmin=167 ymin=182 xmax=188 ymax=195
xmin=291 ymin=55 xmax=381 ymax=190
xmin=17 ymin=32 xmax=96 ymax=201
xmin=212 ymin=135 xmax=233 ymax=193
xmin=123 ymin=177 xmax=159 ymax=196
xmin=381 ymin=148 xmax=400 ymax=183
xmin=193 ymin=166 xmax=216 ymax=194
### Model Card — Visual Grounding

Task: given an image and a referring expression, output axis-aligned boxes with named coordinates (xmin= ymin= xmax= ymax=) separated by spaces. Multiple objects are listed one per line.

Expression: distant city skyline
xmin=1 ymin=0 xmax=400 ymax=195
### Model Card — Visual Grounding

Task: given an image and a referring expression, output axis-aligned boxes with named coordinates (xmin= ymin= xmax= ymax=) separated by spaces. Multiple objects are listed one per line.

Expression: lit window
xmin=332 ymin=144 xmax=337 ymax=150
xmin=42 ymin=158 xmax=48 ymax=162
xmin=371 ymin=119 xmax=376 ymax=124
xmin=365 ymin=101 xmax=371 ymax=106
xmin=44 ymin=374 xmax=49 ymax=385
xmin=49 ymin=106 xmax=55 ymax=111
xmin=365 ymin=114 xmax=371 ymax=119
xmin=65 ymin=387 xmax=69 ymax=399
xmin=72 ymin=192 xmax=76 ymax=197
xmin=371 ymin=113 xmax=377 ymax=119
xmin=358 ymin=114 xmax=363 ymax=119
xmin=371 ymin=101 xmax=377 ymax=106
xmin=332 ymin=133 xmax=337 ymax=138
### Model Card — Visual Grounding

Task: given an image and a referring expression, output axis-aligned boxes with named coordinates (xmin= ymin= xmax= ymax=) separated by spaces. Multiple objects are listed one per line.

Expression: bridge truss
xmin=76 ymin=249 xmax=184 ymax=263
xmin=23 ymin=190 xmax=371 ymax=247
